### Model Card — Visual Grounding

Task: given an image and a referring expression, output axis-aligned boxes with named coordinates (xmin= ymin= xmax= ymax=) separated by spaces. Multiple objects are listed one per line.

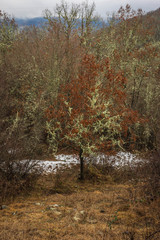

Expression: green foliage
xmin=108 ymin=211 xmax=119 ymax=230
xmin=0 ymin=10 xmax=17 ymax=55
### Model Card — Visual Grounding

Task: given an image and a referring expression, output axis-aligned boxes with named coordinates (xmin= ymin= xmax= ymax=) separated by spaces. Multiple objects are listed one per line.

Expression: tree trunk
xmin=79 ymin=148 xmax=84 ymax=180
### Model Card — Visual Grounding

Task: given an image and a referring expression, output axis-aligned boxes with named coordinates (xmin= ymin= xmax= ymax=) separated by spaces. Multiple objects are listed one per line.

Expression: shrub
xmin=0 ymin=115 xmax=43 ymax=203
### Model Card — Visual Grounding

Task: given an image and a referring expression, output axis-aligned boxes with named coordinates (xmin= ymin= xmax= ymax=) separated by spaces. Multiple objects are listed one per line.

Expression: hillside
xmin=0 ymin=3 xmax=160 ymax=240
xmin=145 ymin=8 xmax=160 ymax=40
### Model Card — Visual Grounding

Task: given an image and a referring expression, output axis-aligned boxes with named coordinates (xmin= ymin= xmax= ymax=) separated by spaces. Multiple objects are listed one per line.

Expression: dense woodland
xmin=0 ymin=0 xmax=160 ymax=200
xmin=1 ymin=4 xmax=160 ymax=161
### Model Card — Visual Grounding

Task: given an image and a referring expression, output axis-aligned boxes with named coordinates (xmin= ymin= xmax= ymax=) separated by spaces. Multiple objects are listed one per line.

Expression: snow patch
xmin=36 ymin=152 xmax=144 ymax=173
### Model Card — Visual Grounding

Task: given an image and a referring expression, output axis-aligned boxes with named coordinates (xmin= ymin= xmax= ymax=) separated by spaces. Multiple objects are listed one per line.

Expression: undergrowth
xmin=0 ymin=152 xmax=160 ymax=240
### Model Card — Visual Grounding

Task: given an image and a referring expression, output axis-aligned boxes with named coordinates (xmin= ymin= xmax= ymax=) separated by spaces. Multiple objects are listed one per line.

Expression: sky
xmin=1 ymin=0 xmax=160 ymax=19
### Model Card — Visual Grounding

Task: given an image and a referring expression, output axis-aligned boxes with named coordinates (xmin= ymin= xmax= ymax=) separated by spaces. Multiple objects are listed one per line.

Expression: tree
xmin=91 ymin=5 xmax=160 ymax=149
xmin=44 ymin=1 xmax=99 ymax=85
xmin=0 ymin=14 xmax=44 ymax=201
xmin=46 ymin=54 xmax=141 ymax=180
xmin=0 ymin=10 xmax=17 ymax=62
xmin=0 ymin=10 xmax=17 ymax=139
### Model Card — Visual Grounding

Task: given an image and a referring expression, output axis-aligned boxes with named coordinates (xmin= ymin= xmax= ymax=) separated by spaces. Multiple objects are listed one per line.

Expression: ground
xmin=0 ymin=166 xmax=160 ymax=240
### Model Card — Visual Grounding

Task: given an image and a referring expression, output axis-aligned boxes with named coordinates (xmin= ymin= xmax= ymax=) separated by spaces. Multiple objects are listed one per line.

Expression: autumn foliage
xmin=45 ymin=54 xmax=142 ymax=178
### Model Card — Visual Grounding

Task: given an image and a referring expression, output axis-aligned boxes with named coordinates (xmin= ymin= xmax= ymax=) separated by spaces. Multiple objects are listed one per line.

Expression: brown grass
xmin=0 ymin=165 xmax=160 ymax=240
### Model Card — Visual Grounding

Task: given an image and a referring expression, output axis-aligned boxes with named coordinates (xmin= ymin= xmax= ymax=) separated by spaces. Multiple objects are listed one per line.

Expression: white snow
xmin=35 ymin=152 xmax=144 ymax=173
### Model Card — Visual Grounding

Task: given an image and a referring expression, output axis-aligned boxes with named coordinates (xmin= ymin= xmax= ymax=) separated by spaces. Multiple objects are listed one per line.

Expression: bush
xmin=141 ymin=151 xmax=160 ymax=200
xmin=0 ymin=116 xmax=43 ymax=203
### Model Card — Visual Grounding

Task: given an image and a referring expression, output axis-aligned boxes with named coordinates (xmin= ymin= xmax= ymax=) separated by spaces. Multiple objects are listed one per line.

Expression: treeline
xmin=0 ymin=2 xmax=160 ymax=167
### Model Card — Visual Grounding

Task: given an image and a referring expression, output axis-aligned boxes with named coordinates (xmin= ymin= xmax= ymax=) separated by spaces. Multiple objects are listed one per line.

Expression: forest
xmin=0 ymin=2 xmax=160 ymax=239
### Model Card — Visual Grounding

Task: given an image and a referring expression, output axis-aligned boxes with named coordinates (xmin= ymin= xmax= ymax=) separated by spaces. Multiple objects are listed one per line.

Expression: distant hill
xmin=144 ymin=8 xmax=160 ymax=41
xmin=15 ymin=17 xmax=106 ymax=29
xmin=15 ymin=7 xmax=160 ymax=35
xmin=15 ymin=17 xmax=47 ymax=28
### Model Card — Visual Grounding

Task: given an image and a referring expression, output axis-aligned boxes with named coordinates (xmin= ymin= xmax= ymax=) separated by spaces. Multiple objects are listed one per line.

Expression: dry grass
xmin=0 ymin=165 xmax=160 ymax=240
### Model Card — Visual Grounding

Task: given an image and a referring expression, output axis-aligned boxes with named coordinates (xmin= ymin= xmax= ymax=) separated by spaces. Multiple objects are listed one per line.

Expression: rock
xmin=80 ymin=210 xmax=85 ymax=215
xmin=50 ymin=207 xmax=57 ymax=211
xmin=46 ymin=204 xmax=59 ymax=211
xmin=45 ymin=205 xmax=62 ymax=215
xmin=52 ymin=204 xmax=59 ymax=207
xmin=35 ymin=203 xmax=41 ymax=206
xmin=73 ymin=210 xmax=85 ymax=222
xmin=73 ymin=212 xmax=81 ymax=222
xmin=87 ymin=219 xmax=97 ymax=224
xmin=53 ymin=210 xmax=62 ymax=216
xmin=73 ymin=215 xmax=81 ymax=222
xmin=12 ymin=211 xmax=17 ymax=215
xmin=1 ymin=205 xmax=8 ymax=210
xmin=46 ymin=206 xmax=56 ymax=211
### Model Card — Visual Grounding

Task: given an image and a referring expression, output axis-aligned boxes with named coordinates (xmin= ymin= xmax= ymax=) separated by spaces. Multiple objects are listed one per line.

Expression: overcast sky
xmin=1 ymin=0 xmax=160 ymax=19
